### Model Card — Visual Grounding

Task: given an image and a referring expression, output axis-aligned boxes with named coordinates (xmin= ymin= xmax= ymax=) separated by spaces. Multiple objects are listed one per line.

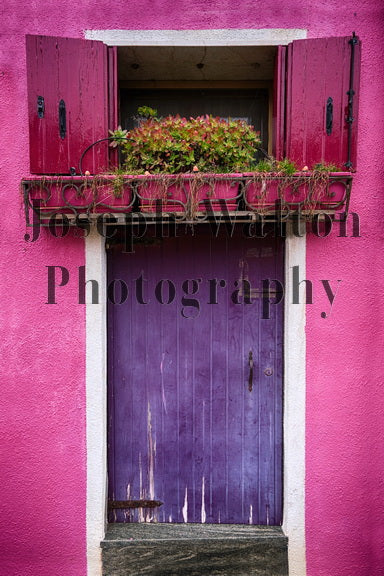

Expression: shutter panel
xmin=285 ymin=35 xmax=361 ymax=169
xmin=107 ymin=45 xmax=119 ymax=169
xmin=272 ymin=45 xmax=287 ymax=160
xmin=26 ymin=35 xmax=110 ymax=175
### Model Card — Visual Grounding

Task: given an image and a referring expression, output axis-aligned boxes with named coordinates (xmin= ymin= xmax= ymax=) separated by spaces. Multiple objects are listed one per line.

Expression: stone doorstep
xmin=102 ymin=524 xmax=288 ymax=576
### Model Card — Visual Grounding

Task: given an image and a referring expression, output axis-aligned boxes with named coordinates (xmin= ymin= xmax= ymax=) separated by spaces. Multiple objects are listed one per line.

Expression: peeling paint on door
xmin=201 ymin=476 xmax=206 ymax=524
xmin=182 ymin=487 xmax=188 ymax=523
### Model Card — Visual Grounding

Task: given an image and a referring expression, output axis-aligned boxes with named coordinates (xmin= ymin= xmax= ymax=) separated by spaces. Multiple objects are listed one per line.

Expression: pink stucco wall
xmin=1 ymin=1 xmax=383 ymax=575
xmin=305 ymin=10 xmax=384 ymax=575
xmin=1 ymin=10 xmax=87 ymax=576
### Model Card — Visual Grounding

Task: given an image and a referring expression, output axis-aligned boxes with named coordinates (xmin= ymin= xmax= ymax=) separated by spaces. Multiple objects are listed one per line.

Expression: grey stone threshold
xmin=102 ymin=524 xmax=288 ymax=576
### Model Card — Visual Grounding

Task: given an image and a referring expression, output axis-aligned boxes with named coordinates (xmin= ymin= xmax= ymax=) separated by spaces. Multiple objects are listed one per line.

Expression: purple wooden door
xmin=108 ymin=230 xmax=283 ymax=524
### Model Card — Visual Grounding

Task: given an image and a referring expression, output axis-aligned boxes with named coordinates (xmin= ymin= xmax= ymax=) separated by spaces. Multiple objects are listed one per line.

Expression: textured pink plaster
xmin=0 ymin=25 xmax=86 ymax=576
xmin=1 ymin=1 xmax=384 ymax=575
xmin=305 ymin=7 xmax=384 ymax=576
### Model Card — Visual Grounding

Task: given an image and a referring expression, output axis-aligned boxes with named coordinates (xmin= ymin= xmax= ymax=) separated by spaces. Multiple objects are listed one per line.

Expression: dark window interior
xmin=117 ymin=45 xmax=276 ymax=154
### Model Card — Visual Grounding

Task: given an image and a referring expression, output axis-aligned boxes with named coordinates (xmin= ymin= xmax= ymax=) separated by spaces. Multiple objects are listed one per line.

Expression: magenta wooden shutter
xmin=284 ymin=35 xmax=361 ymax=169
xmin=26 ymin=35 xmax=110 ymax=175
xmin=107 ymin=45 xmax=119 ymax=169
xmin=272 ymin=46 xmax=287 ymax=160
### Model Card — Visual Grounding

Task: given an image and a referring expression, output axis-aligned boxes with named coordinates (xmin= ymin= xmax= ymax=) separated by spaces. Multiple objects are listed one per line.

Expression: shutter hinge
xmin=37 ymin=95 xmax=45 ymax=118
xmin=59 ymin=99 xmax=66 ymax=139
xmin=326 ymin=97 xmax=333 ymax=135
xmin=345 ymin=32 xmax=358 ymax=170
xmin=349 ymin=31 xmax=358 ymax=46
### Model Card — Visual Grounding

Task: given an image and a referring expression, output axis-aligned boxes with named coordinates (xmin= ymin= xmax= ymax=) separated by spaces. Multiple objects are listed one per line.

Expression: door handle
xmin=248 ymin=350 xmax=253 ymax=392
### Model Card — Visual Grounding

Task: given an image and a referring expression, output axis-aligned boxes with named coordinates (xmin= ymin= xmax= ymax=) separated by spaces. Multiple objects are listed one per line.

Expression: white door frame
xmin=84 ymin=28 xmax=307 ymax=576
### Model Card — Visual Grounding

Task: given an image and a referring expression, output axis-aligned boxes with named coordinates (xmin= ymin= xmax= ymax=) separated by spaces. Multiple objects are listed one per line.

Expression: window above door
xmin=22 ymin=33 xmax=359 ymax=225
xmin=25 ymin=33 xmax=361 ymax=176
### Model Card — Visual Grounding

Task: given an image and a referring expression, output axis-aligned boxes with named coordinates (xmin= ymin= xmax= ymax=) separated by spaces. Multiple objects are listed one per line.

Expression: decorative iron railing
xmin=22 ymin=172 xmax=352 ymax=227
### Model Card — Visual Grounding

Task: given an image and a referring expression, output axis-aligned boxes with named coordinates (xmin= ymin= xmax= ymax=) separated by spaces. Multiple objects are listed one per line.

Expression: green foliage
xmin=109 ymin=116 xmax=338 ymax=177
xmin=254 ymin=159 xmax=275 ymax=172
xmin=313 ymin=162 xmax=340 ymax=172
xmin=118 ymin=114 xmax=261 ymax=174
xmin=108 ymin=125 xmax=128 ymax=148
xmin=276 ymin=158 xmax=297 ymax=175
xmin=137 ymin=106 xmax=158 ymax=119
xmin=254 ymin=157 xmax=298 ymax=175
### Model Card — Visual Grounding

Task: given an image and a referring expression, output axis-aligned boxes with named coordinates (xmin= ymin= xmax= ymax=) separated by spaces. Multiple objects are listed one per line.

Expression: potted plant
xmin=132 ymin=105 xmax=159 ymax=128
xmin=244 ymin=159 xmax=350 ymax=213
xmin=26 ymin=111 xmax=350 ymax=220
xmin=110 ymin=110 xmax=262 ymax=214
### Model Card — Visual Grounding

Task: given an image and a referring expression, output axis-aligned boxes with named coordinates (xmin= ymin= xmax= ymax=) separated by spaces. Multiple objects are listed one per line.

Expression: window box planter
xmin=244 ymin=172 xmax=351 ymax=212
xmin=136 ymin=174 xmax=241 ymax=214
xmin=24 ymin=175 xmax=134 ymax=216
xmin=22 ymin=171 xmax=352 ymax=228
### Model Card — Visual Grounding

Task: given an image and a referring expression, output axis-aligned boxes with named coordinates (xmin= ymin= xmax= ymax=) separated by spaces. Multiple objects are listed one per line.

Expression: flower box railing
xmin=22 ymin=172 xmax=352 ymax=227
